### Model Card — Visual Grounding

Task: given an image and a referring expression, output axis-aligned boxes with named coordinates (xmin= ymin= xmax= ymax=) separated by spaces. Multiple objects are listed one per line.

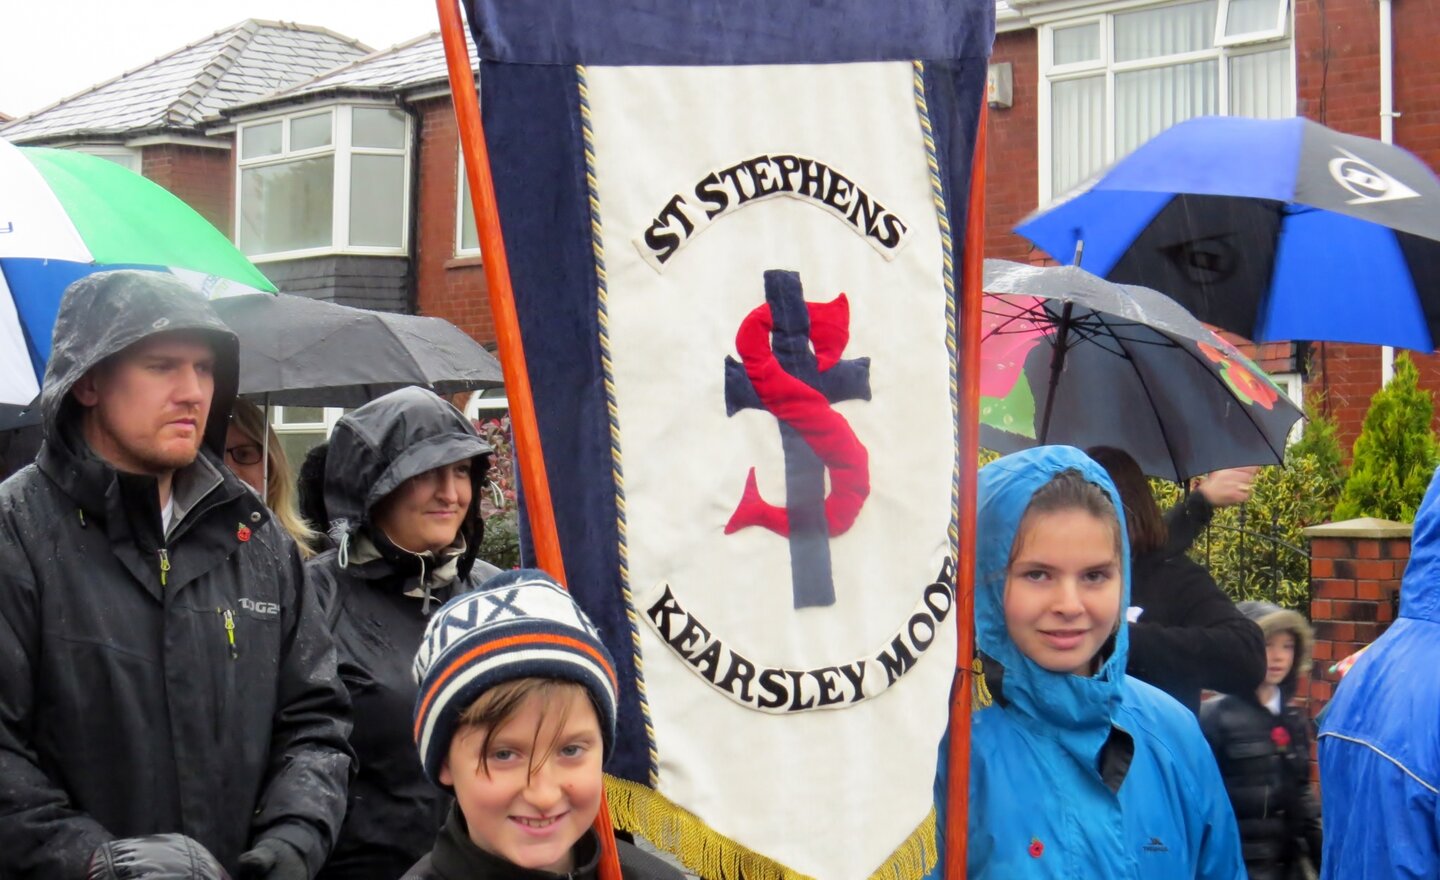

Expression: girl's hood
xmin=976 ymin=446 xmax=1130 ymax=742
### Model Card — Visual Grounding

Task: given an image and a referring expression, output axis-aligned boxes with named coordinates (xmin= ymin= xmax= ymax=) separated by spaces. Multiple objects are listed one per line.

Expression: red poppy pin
xmin=1029 ymin=838 xmax=1044 ymax=858
xmin=236 ymin=524 xmax=252 ymax=543
xmin=1271 ymin=725 xmax=1291 ymax=749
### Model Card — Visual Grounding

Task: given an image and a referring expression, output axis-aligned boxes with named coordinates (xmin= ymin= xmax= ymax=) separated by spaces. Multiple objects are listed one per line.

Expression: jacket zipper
xmin=221 ymin=608 xmax=238 ymax=660
xmin=157 ymin=548 xmax=170 ymax=587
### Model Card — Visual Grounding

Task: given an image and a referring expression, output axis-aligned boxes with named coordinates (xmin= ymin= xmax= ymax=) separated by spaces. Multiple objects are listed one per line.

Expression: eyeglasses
xmin=225 ymin=443 xmax=263 ymax=466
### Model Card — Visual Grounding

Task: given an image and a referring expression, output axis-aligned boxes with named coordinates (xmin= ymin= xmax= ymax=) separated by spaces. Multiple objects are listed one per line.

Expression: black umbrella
xmin=980 ymin=260 xmax=1302 ymax=481
xmin=212 ymin=293 xmax=504 ymax=407
xmin=1017 ymin=116 xmax=1440 ymax=349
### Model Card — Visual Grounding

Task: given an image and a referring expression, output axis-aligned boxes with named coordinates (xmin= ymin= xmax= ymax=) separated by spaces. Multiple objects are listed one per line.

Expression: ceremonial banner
xmin=466 ymin=4 xmax=993 ymax=878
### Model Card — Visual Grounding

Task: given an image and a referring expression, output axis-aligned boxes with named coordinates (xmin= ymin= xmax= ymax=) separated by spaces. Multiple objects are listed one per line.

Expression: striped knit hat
xmin=412 ymin=569 xmax=619 ymax=786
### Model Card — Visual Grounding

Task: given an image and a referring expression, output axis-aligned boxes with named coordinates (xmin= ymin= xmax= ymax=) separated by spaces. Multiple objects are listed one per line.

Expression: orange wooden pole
xmin=945 ymin=99 xmax=989 ymax=880
xmin=435 ymin=4 xmax=622 ymax=879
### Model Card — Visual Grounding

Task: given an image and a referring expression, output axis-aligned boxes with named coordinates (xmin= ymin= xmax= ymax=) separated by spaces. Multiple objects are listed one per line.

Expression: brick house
xmin=987 ymin=0 xmax=1440 ymax=454
xmin=0 ymin=20 xmax=370 ymax=239
xmin=213 ymin=31 xmax=493 ymax=345
xmin=1 ymin=22 xmax=501 ymax=444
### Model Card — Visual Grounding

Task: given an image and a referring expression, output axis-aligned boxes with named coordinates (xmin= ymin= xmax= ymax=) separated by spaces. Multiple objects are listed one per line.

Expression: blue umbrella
xmin=1017 ymin=116 xmax=1440 ymax=350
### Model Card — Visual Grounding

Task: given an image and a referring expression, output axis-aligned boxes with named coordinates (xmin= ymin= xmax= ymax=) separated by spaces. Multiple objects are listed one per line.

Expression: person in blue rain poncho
xmin=1318 ymin=465 xmax=1440 ymax=880
xmin=928 ymin=446 xmax=1244 ymax=879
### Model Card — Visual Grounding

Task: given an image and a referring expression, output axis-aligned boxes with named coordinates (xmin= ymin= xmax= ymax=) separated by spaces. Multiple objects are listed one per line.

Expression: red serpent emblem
xmin=725 ymin=292 xmax=870 ymax=537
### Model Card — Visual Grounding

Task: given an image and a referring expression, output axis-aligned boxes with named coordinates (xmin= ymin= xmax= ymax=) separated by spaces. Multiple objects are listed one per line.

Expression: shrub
xmin=1288 ymin=393 xmax=1346 ymax=491
xmin=1335 ymin=353 xmax=1439 ymax=523
xmin=1148 ymin=450 xmax=1345 ymax=613
xmin=475 ymin=416 xmax=521 ymax=570
xmin=1189 ymin=454 xmax=1342 ymax=612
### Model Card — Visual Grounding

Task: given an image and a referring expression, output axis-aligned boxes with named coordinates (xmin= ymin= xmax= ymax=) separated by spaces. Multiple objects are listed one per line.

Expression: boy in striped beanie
xmin=405 ymin=570 xmax=680 ymax=880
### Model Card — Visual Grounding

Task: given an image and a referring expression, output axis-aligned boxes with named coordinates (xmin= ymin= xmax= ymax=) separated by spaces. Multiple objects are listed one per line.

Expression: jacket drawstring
xmin=337 ymin=531 xmax=350 ymax=569
xmin=419 ymin=555 xmax=434 ymax=614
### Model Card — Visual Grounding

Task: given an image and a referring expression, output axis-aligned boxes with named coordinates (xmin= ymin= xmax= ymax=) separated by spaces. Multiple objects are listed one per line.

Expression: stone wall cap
xmin=1304 ymin=518 xmax=1413 ymax=539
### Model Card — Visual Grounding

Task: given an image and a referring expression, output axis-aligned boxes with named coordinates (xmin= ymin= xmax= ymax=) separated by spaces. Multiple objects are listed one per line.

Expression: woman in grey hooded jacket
xmin=310 ymin=387 xmax=501 ymax=880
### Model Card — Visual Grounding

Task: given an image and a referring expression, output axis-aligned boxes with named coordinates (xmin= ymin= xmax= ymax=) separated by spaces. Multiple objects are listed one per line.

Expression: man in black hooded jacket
xmin=0 ymin=271 xmax=353 ymax=879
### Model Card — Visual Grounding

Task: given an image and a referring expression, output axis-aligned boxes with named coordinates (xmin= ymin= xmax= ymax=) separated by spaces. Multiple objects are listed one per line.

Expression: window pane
xmin=278 ymin=406 xmax=325 ymax=425
xmin=1053 ymin=23 xmax=1100 ymax=65
xmin=1114 ymin=0 xmax=1217 ymax=61
xmin=1051 ymin=76 xmax=1105 ymax=197
xmin=239 ymin=156 xmax=335 ymax=255
xmin=348 ymin=154 xmax=405 ymax=248
xmin=1225 ymin=0 xmax=1285 ymax=36
xmin=278 ymin=432 xmax=325 ymax=473
xmin=290 ymin=112 xmax=332 ymax=151
xmin=352 ymin=107 xmax=407 ymax=149
xmin=1230 ymin=49 xmax=1291 ymax=117
xmin=459 ymin=174 xmax=479 ymax=252
xmin=73 ymin=148 xmax=140 ymax=173
xmin=241 ymin=121 xmax=282 ymax=160
xmin=1115 ymin=60 xmax=1218 ymax=157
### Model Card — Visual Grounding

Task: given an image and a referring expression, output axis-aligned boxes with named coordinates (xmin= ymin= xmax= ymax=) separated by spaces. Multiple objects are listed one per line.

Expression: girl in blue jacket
xmin=932 ymin=446 xmax=1244 ymax=879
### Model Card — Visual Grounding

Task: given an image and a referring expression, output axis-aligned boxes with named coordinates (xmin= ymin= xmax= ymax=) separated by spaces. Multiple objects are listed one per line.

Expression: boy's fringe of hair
xmin=604 ymin=775 xmax=937 ymax=880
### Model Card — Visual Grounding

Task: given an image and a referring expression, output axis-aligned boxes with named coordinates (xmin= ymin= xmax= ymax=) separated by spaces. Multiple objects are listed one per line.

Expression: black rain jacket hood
xmin=323 ymin=386 xmax=492 ymax=580
xmin=41 ymin=269 xmax=239 ymax=457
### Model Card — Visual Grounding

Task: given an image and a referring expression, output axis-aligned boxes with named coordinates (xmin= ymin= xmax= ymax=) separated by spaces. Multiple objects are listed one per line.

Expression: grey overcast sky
xmin=0 ymin=1 xmax=444 ymax=118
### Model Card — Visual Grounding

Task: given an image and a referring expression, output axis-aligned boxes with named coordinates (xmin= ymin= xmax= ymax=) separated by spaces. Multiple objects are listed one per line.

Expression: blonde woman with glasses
xmin=225 ymin=398 xmax=320 ymax=557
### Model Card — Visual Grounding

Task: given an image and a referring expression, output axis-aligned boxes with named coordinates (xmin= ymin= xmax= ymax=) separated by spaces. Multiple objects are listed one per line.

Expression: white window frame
xmin=1215 ymin=0 xmax=1289 ymax=46
xmin=234 ymin=101 xmax=412 ymax=263
xmin=270 ymin=405 xmax=346 ymax=434
xmin=1271 ymin=371 xmax=1304 ymax=444
xmin=455 ymin=147 xmax=481 ymax=258
xmin=463 ymin=387 xmax=509 ymax=419
xmin=1037 ymin=0 xmax=1295 ymax=203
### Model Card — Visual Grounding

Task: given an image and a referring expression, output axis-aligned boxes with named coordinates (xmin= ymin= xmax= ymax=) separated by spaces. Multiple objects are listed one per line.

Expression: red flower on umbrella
xmin=1271 ymin=725 xmax=1291 ymax=749
xmin=981 ymin=295 xmax=1051 ymax=399
xmin=1197 ymin=340 xmax=1280 ymax=410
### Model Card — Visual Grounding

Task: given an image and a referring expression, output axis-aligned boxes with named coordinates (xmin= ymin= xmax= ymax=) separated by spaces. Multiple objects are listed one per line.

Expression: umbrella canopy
xmin=212 ymin=293 xmax=504 ymax=407
xmin=1016 ymin=116 xmax=1440 ymax=350
xmin=980 ymin=259 xmax=1302 ymax=481
xmin=0 ymin=138 xmax=276 ymax=408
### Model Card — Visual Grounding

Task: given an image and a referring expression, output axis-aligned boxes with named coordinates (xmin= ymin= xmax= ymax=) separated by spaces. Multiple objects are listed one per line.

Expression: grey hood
xmin=323 ymin=387 xmax=492 ymax=575
xmin=1238 ymin=599 xmax=1314 ymax=698
xmin=40 ymin=269 xmax=240 ymax=456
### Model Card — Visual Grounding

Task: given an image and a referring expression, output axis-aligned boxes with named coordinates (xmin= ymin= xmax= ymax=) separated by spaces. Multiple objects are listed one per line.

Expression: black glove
xmin=236 ymin=839 xmax=307 ymax=880
xmin=88 ymin=834 xmax=229 ymax=879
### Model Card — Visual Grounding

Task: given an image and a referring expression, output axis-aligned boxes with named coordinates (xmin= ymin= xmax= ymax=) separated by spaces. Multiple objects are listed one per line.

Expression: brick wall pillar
xmin=1299 ymin=518 xmax=1411 ymax=767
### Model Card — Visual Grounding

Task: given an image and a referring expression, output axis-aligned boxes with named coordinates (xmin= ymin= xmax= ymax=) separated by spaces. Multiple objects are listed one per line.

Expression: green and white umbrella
xmin=1 ymin=137 xmax=276 ymax=411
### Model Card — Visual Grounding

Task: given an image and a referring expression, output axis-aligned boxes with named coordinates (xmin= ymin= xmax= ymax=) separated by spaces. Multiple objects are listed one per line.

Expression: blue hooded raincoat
xmin=930 ymin=447 xmax=1244 ymax=879
xmin=1318 ymin=467 xmax=1440 ymax=879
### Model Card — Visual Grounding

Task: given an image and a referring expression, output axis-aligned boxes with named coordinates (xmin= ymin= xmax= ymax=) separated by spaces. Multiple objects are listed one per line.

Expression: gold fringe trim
xmin=605 ymin=775 xmax=938 ymax=880
xmin=972 ymin=656 xmax=994 ymax=709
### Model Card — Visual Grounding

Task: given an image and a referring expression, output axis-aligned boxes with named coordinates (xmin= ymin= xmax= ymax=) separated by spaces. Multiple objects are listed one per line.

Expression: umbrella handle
xmin=261 ymin=398 xmax=270 ymax=499
xmin=1037 ymin=302 xmax=1073 ymax=445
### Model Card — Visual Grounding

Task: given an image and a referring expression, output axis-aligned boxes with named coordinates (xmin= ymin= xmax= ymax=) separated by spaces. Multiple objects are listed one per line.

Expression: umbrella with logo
xmin=211 ymin=293 xmax=504 ymax=407
xmin=980 ymin=259 xmax=1301 ymax=481
xmin=1016 ymin=116 xmax=1440 ymax=350
xmin=0 ymin=137 xmax=276 ymax=417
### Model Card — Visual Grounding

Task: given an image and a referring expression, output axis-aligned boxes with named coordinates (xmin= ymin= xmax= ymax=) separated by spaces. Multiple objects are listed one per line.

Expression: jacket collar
xmin=430 ymin=805 xmax=600 ymax=880
xmin=37 ymin=426 xmax=267 ymax=602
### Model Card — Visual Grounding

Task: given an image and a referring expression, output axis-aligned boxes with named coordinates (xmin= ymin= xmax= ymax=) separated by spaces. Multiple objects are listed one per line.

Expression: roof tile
xmin=1 ymin=20 xmax=370 ymax=142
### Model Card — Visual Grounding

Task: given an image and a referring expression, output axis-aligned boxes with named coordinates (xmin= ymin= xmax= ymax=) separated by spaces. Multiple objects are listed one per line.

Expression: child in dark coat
xmin=1201 ymin=602 xmax=1322 ymax=880
xmin=403 ymin=570 xmax=683 ymax=880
